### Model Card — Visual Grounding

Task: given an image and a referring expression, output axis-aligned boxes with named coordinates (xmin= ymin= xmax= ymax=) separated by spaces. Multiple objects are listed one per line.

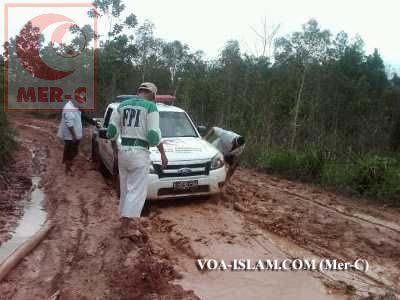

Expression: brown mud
xmin=0 ymin=115 xmax=399 ymax=300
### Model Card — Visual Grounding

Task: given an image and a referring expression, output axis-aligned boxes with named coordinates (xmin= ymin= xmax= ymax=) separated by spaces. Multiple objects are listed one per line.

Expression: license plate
xmin=173 ymin=180 xmax=199 ymax=190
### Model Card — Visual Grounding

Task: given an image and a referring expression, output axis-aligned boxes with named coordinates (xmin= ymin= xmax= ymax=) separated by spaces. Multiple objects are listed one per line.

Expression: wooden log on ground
xmin=0 ymin=221 xmax=53 ymax=282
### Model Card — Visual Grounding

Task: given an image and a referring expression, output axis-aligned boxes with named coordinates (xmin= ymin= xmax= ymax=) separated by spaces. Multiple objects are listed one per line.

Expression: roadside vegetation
xmin=254 ymin=149 xmax=400 ymax=203
xmin=0 ymin=110 xmax=16 ymax=170
xmin=2 ymin=0 xmax=400 ymax=203
xmin=0 ymin=57 xmax=17 ymax=171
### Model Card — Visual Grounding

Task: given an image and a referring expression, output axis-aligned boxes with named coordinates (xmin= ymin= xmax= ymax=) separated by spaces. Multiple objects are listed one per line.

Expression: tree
xmin=134 ymin=20 xmax=160 ymax=82
xmin=161 ymin=40 xmax=189 ymax=89
xmin=89 ymin=0 xmax=139 ymax=103
xmin=218 ymin=40 xmax=243 ymax=126
xmin=250 ymin=17 xmax=280 ymax=59
xmin=365 ymin=49 xmax=387 ymax=97
xmin=275 ymin=19 xmax=331 ymax=149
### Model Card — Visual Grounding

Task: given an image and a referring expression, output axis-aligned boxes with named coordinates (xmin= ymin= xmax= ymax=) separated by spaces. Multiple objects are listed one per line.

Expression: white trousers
xmin=118 ymin=148 xmax=150 ymax=218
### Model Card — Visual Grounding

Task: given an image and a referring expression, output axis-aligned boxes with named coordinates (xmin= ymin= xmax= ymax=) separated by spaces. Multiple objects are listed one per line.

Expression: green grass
xmin=255 ymin=148 xmax=324 ymax=181
xmin=253 ymin=148 xmax=400 ymax=205
xmin=321 ymin=155 xmax=400 ymax=201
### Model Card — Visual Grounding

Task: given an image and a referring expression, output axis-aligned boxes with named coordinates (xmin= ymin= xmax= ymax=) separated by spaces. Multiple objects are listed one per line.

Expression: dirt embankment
xmin=0 ymin=115 xmax=399 ymax=300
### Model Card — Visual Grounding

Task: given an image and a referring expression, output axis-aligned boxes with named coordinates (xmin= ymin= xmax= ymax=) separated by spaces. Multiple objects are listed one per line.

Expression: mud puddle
xmin=0 ymin=176 xmax=47 ymax=262
xmin=0 ymin=145 xmax=47 ymax=263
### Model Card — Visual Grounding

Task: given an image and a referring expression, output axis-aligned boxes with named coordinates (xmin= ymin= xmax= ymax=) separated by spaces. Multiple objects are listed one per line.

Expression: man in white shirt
xmin=57 ymin=100 xmax=83 ymax=175
xmin=107 ymin=82 xmax=167 ymax=238
xmin=205 ymin=127 xmax=245 ymax=182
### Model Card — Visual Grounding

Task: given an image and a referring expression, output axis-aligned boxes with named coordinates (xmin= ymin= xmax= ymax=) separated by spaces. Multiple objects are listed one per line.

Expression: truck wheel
xmin=99 ymin=160 xmax=108 ymax=175
xmin=92 ymin=138 xmax=107 ymax=174
xmin=114 ymin=173 xmax=120 ymax=198
xmin=113 ymin=161 xmax=120 ymax=197
xmin=91 ymin=137 xmax=99 ymax=162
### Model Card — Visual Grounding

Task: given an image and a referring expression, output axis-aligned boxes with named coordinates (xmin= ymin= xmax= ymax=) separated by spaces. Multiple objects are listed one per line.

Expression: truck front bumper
xmin=146 ymin=166 xmax=226 ymax=200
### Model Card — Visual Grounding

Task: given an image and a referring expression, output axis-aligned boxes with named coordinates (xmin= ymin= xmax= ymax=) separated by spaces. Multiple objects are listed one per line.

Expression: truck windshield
xmin=160 ymin=111 xmax=198 ymax=138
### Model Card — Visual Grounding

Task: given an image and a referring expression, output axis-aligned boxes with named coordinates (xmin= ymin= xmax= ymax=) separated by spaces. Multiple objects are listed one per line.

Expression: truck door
xmin=99 ymin=107 xmax=115 ymax=173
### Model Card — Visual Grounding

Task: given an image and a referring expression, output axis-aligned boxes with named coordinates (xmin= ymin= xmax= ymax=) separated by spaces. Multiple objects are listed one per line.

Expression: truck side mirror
xmin=197 ymin=125 xmax=207 ymax=137
xmin=98 ymin=128 xmax=108 ymax=139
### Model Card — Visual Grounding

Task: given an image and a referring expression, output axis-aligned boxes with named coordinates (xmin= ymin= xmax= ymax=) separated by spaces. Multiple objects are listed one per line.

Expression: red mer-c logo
xmin=16 ymin=13 xmax=85 ymax=81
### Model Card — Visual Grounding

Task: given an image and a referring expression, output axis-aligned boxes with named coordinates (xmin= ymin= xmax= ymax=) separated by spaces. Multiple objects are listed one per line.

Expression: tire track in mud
xmin=228 ymin=170 xmax=400 ymax=297
xmin=154 ymin=199 xmax=399 ymax=299
xmin=4 ymin=116 xmax=400 ymax=299
xmin=240 ymin=221 xmax=397 ymax=298
xmin=148 ymin=198 xmax=348 ymax=300
xmin=0 ymin=130 xmax=62 ymax=299
xmin=0 ymin=123 xmax=89 ymax=299
xmin=1 ymin=116 xmax=198 ymax=300
xmin=235 ymin=172 xmax=400 ymax=233
xmin=265 ymin=184 xmax=400 ymax=235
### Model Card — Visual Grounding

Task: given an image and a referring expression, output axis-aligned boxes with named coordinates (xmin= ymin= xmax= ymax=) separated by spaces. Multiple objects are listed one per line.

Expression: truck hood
xmin=149 ymin=137 xmax=219 ymax=164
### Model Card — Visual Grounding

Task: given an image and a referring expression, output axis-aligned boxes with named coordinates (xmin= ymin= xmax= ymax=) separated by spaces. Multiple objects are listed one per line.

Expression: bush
xmin=256 ymin=148 xmax=324 ymax=181
xmin=256 ymin=149 xmax=400 ymax=204
xmin=0 ymin=110 xmax=17 ymax=169
xmin=321 ymin=155 xmax=400 ymax=202
xmin=345 ymin=155 xmax=400 ymax=201
xmin=240 ymin=142 xmax=268 ymax=168
xmin=320 ymin=162 xmax=352 ymax=188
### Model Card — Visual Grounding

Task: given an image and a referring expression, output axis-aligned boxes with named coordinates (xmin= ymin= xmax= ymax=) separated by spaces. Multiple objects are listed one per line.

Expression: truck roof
xmin=116 ymin=94 xmax=176 ymax=103
xmin=156 ymin=102 xmax=184 ymax=113
xmin=107 ymin=97 xmax=185 ymax=113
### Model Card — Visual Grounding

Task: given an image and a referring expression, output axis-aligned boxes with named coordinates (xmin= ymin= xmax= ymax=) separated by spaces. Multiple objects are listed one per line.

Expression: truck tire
xmin=114 ymin=173 xmax=120 ymax=198
xmin=113 ymin=160 xmax=120 ymax=197
xmin=91 ymin=137 xmax=99 ymax=162
xmin=92 ymin=137 xmax=108 ymax=175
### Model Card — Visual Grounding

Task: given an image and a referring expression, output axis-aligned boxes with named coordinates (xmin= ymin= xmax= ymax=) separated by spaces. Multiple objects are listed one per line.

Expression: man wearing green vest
xmin=107 ymin=82 xmax=168 ymax=238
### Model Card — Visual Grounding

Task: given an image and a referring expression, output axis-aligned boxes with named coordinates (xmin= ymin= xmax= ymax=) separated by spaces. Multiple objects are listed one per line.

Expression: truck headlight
xmin=210 ymin=153 xmax=224 ymax=170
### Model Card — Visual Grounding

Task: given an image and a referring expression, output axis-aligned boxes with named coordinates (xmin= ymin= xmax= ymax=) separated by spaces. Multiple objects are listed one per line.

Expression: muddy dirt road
xmin=0 ymin=115 xmax=399 ymax=299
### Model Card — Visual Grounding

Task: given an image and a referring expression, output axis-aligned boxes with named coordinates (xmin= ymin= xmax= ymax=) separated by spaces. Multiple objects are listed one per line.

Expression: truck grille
xmin=158 ymin=185 xmax=210 ymax=196
xmin=153 ymin=162 xmax=211 ymax=178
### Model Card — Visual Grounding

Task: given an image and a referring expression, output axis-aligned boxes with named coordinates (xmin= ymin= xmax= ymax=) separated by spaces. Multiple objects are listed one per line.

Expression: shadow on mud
xmin=143 ymin=195 xmax=215 ymax=216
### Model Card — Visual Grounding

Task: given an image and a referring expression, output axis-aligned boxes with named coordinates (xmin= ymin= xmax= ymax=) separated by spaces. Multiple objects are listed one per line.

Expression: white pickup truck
xmin=91 ymin=95 xmax=226 ymax=200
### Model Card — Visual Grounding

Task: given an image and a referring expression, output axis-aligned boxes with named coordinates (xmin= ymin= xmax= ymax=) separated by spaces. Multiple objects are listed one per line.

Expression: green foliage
xmin=83 ymin=6 xmax=399 ymax=161
xmin=321 ymin=155 xmax=400 ymax=203
xmin=349 ymin=156 xmax=394 ymax=193
xmin=88 ymin=9 xmax=400 ymax=204
xmin=3 ymin=0 xmax=400 ymax=203
xmin=343 ymin=156 xmax=400 ymax=200
xmin=256 ymin=148 xmax=324 ymax=181
xmin=0 ymin=109 xmax=17 ymax=169
xmin=256 ymin=148 xmax=400 ymax=204
xmin=0 ymin=58 xmax=17 ymax=170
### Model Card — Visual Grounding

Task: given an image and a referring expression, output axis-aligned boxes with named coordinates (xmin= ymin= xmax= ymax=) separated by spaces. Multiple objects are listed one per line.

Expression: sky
xmin=2 ymin=0 xmax=400 ymax=68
